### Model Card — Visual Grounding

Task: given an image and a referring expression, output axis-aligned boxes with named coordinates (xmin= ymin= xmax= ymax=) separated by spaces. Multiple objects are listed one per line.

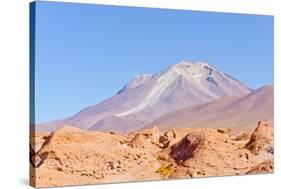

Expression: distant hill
xmin=146 ymin=86 xmax=273 ymax=131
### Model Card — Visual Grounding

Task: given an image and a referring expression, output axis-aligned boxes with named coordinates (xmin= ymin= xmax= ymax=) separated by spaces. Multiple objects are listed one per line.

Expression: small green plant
xmin=155 ymin=163 xmax=175 ymax=179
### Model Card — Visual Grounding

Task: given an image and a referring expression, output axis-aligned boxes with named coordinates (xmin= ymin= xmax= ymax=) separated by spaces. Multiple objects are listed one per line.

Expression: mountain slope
xmin=38 ymin=60 xmax=251 ymax=132
xmin=146 ymin=85 xmax=273 ymax=131
xmin=88 ymin=116 xmax=145 ymax=133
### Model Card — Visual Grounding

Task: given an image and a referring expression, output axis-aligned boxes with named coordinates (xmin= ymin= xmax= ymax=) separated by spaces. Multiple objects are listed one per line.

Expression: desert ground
xmin=30 ymin=121 xmax=273 ymax=188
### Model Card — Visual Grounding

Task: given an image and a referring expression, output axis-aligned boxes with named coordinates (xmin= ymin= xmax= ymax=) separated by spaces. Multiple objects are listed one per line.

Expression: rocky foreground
xmin=30 ymin=121 xmax=273 ymax=188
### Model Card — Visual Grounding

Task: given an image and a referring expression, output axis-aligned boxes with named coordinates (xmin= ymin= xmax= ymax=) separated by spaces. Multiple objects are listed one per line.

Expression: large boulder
xmin=246 ymin=121 xmax=273 ymax=154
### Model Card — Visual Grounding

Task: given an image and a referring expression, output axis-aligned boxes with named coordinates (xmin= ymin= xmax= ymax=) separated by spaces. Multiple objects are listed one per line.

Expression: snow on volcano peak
xmin=39 ymin=60 xmax=252 ymax=132
xmin=115 ymin=60 xmax=251 ymax=117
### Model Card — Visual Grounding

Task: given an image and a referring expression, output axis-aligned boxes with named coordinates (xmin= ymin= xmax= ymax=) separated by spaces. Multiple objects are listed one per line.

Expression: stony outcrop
xmin=246 ymin=121 xmax=273 ymax=155
xmin=157 ymin=128 xmax=258 ymax=178
xmin=30 ymin=122 xmax=274 ymax=187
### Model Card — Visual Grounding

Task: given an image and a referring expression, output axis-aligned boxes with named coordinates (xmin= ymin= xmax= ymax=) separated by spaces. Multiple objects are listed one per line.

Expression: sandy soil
xmin=30 ymin=121 xmax=273 ymax=188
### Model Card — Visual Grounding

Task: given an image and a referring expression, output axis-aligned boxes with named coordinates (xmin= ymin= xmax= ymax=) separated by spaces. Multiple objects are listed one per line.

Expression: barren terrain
xmin=30 ymin=121 xmax=273 ymax=188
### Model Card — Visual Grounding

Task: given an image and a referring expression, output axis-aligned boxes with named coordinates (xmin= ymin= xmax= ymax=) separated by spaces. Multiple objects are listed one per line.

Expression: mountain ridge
xmin=145 ymin=85 xmax=273 ymax=131
xmin=37 ymin=60 xmax=253 ymax=132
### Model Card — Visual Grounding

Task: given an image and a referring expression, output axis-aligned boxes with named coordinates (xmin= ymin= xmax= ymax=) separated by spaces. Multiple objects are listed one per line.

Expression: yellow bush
xmin=155 ymin=163 xmax=175 ymax=178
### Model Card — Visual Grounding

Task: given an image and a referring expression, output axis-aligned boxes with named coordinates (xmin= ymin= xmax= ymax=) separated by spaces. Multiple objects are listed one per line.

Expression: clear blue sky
xmin=34 ymin=1 xmax=273 ymax=123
